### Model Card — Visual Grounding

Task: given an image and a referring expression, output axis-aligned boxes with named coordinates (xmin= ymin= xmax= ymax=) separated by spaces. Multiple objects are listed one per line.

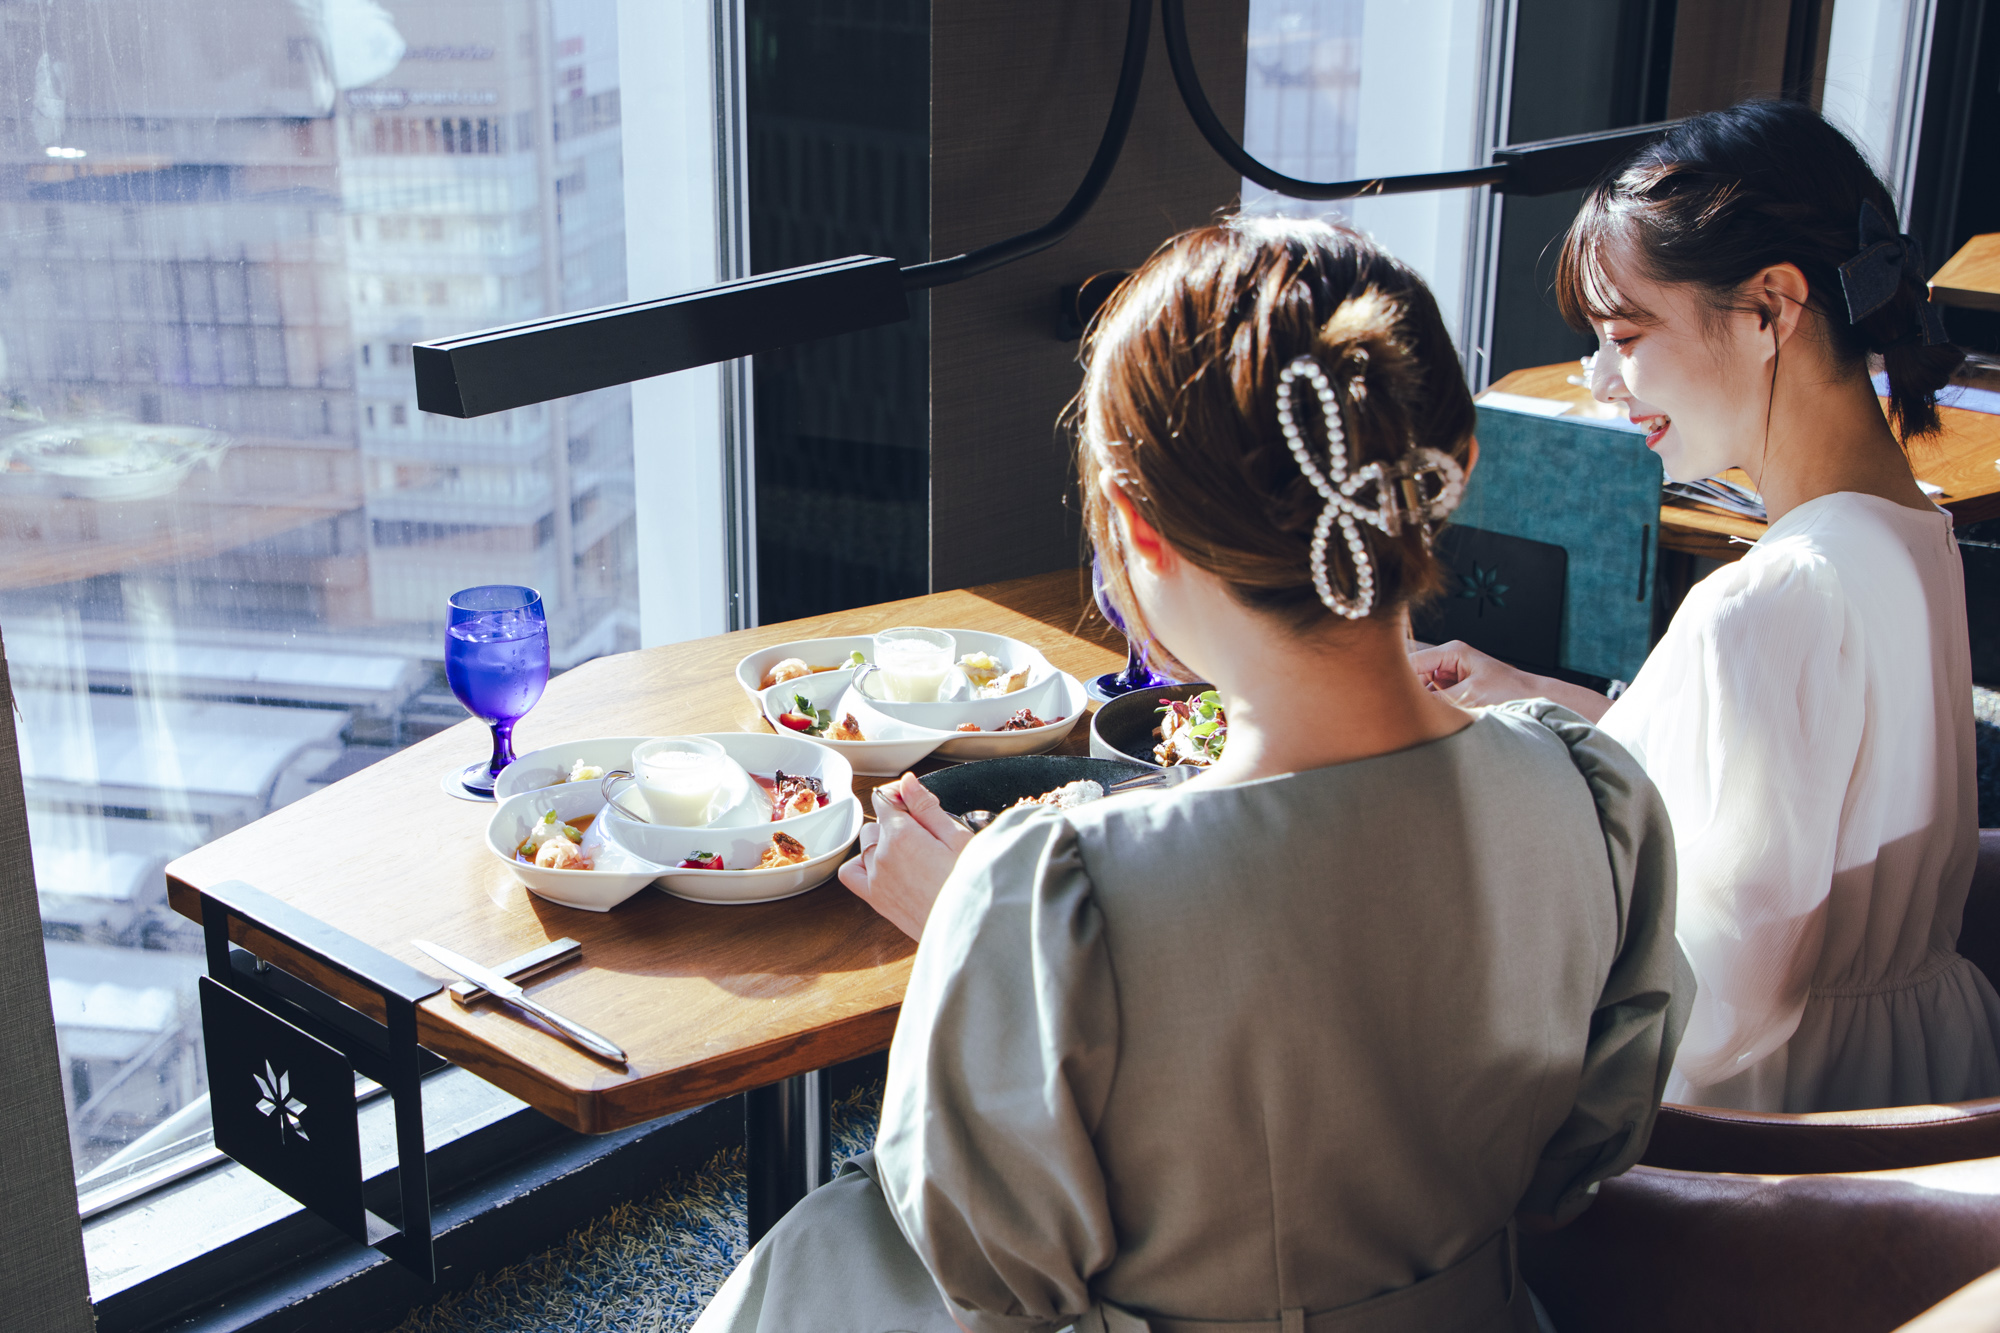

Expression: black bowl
xmin=917 ymin=755 xmax=1152 ymax=817
xmin=1088 ymin=682 xmax=1215 ymax=768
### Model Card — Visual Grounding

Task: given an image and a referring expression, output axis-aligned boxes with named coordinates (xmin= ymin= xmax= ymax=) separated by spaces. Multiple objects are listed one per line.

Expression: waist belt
xmin=1072 ymin=1228 xmax=1518 ymax=1333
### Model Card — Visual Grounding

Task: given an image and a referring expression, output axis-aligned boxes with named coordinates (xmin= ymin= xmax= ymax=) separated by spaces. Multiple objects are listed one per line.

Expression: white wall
xmin=1821 ymin=0 xmax=1938 ymax=214
xmin=615 ymin=0 xmax=734 ymax=646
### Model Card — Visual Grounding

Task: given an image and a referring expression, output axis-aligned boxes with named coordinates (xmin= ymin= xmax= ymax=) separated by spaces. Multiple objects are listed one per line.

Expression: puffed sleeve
xmin=1599 ymin=550 xmax=1863 ymax=1094
xmin=872 ymin=804 xmax=1120 ymax=1333
xmin=1501 ymin=701 xmax=1693 ymax=1222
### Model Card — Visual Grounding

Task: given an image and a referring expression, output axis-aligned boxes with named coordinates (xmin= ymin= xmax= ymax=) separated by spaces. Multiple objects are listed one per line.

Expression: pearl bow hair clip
xmin=1276 ymin=355 xmax=1465 ymax=619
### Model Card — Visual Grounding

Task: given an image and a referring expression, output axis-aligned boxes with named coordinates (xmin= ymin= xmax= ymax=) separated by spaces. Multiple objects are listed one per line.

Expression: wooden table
xmin=167 ymin=570 xmax=1121 ymax=1228
xmin=1483 ymin=362 xmax=2000 ymax=561
xmin=1933 ymin=233 xmax=2000 ymax=312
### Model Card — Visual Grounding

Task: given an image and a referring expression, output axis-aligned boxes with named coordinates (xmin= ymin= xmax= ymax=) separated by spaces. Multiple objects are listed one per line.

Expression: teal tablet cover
xmin=1452 ymin=405 xmax=1663 ymax=683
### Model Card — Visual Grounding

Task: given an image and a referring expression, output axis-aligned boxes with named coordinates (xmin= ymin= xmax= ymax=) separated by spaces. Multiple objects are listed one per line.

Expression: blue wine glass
xmin=1087 ymin=554 xmax=1175 ymax=702
xmin=445 ymin=585 xmax=550 ymax=798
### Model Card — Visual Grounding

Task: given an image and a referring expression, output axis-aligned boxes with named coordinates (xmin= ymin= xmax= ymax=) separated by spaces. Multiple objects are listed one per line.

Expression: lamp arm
xmin=1159 ymin=0 xmax=1508 ymax=201
xmin=899 ymin=0 xmax=1153 ymax=291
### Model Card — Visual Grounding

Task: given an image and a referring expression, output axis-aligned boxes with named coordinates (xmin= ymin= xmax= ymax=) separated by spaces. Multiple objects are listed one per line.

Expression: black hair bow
xmin=1838 ymin=199 xmax=1949 ymax=346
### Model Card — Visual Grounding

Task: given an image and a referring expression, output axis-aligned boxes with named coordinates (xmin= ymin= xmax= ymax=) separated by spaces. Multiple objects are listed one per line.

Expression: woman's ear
xmin=1751 ymin=263 xmax=1811 ymax=349
xmin=1098 ymin=473 xmax=1175 ymax=574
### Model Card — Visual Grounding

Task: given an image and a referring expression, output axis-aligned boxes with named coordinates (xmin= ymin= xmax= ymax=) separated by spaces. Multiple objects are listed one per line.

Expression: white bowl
xmin=651 ymin=798 xmax=864 ymax=905
xmin=496 ymin=736 xmax=655 ymax=800
xmin=597 ymin=731 xmax=856 ymax=867
xmin=485 ymin=783 xmax=663 ymax=913
xmin=758 ymin=672 xmax=950 ymax=777
xmin=734 ymin=635 xmax=874 ymax=707
xmin=932 ymin=671 xmax=1090 ymax=759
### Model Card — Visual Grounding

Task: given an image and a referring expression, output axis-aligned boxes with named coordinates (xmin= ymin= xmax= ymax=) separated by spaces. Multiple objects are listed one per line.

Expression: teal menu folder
xmin=1454 ymin=405 xmax=1663 ymax=683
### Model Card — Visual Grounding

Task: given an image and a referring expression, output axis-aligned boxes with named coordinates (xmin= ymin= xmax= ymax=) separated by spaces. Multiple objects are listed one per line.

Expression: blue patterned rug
xmin=386 ymin=1082 xmax=882 ymax=1333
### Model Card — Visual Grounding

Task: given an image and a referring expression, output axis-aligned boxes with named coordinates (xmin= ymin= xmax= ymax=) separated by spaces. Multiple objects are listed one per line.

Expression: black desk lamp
xmin=414 ymin=0 xmax=1673 ymax=420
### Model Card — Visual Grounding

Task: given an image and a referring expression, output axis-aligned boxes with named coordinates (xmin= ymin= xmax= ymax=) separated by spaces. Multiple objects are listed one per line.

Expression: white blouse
xmin=1601 ymin=491 xmax=2000 ymax=1111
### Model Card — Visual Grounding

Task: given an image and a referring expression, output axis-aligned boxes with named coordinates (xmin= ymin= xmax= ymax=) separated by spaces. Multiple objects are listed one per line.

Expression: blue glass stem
xmin=487 ymin=716 xmax=518 ymax=778
xmin=1116 ymin=637 xmax=1153 ymax=689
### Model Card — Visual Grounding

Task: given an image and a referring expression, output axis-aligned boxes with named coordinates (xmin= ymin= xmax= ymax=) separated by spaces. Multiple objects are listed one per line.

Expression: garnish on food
xmin=757 ymin=831 xmax=809 ymax=869
xmin=679 ymin=851 xmax=725 ymax=870
xmin=998 ymin=708 xmax=1048 ymax=731
xmin=830 ymin=713 xmax=866 ymax=741
xmin=777 ymin=691 xmax=835 ymax=736
xmin=1155 ymin=690 xmax=1227 ymax=766
xmin=517 ymin=808 xmax=594 ymax=869
xmin=565 ymin=759 xmax=604 ymax=783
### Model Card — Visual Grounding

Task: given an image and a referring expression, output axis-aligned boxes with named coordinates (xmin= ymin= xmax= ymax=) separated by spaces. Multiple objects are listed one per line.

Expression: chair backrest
xmin=1522 ymin=1157 xmax=2000 ymax=1333
xmin=1642 ymin=1098 xmax=2000 ymax=1175
xmin=1410 ymin=525 xmax=1567 ymax=673
xmin=1457 ymin=405 xmax=1662 ymax=682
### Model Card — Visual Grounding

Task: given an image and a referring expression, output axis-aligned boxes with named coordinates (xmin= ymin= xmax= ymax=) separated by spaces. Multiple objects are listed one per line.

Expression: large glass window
xmin=0 ymin=0 xmax=639 ymax=1189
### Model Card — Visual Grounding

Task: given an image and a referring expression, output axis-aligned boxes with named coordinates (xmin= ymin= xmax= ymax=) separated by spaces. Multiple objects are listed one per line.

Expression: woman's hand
xmin=838 ymin=772 xmax=973 ymax=941
xmin=1407 ymin=639 xmax=1543 ymax=708
xmin=1407 ymin=640 xmax=1613 ymax=721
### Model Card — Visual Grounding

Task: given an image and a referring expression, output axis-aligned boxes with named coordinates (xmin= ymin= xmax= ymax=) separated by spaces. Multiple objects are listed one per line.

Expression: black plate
xmin=917 ymin=755 xmax=1151 ymax=817
xmin=1089 ymin=682 xmax=1215 ymax=768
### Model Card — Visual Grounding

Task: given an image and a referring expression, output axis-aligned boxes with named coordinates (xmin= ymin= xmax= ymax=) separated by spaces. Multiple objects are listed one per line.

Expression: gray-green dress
xmin=693 ymin=702 xmax=1692 ymax=1333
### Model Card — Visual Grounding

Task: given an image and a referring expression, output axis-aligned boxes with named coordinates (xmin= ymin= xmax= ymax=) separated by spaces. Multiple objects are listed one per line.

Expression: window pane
xmin=0 ymin=0 xmax=640 ymax=1184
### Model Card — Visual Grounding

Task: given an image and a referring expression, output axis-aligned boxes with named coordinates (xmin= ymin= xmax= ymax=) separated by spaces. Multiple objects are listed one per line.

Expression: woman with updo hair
xmin=1414 ymin=99 xmax=2000 ymax=1114
xmin=694 ymin=218 xmax=1690 ymax=1333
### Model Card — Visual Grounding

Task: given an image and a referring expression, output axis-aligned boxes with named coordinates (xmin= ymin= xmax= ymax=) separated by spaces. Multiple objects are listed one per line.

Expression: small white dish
xmin=496 ymin=737 xmax=655 ymax=800
xmin=735 ymin=636 xmax=874 ymax=707
xmin=931 ymin=671 xmax=1090 ymax=759
xmin=485 ymin=783 xmax=664 ymax=913
xmin=651 ymin=798 xmax=864 ymax=905
xmin=758 ymin=672 xmax=951 ymax=777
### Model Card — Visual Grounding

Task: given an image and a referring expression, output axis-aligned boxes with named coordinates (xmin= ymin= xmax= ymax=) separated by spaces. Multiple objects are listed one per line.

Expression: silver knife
xmin=413 ymin=939 xmax=629 ymax=1067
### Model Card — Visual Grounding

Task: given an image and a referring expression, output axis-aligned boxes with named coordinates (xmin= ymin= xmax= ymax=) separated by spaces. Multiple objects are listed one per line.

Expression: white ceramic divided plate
xmin=485 ymin=782 xmax=664 ymax=913
xmin=651 ymin=798 xmax=863 ymax=905
xmin=759 ymin=671 xmax=950 ymax=777
xmin=734 ymin=628 xmax=1052 ymax=710
xmin=496 ymin=736 xmax=653 ymax=800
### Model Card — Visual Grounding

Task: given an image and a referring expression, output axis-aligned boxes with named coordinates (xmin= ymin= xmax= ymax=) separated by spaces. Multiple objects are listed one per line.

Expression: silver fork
xmin=948 ymin=765 xmax=1199 ymax=833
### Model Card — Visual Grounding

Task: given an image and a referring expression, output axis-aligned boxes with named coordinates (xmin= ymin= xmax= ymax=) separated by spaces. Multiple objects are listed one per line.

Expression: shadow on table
xmin=963 ymin=567 xmax=1121 ymax=655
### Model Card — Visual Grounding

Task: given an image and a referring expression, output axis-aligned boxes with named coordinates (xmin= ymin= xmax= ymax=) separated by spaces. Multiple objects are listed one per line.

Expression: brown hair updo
xmin=1556 ymin=99 xmax=1962 ymax=440
xmin=1077 ymin=217 xmax=1475 ymax=663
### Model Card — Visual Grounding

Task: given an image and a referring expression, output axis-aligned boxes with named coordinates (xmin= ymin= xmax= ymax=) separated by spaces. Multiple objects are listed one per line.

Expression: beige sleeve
xmin=872 ymin=805 xmax=1121 ymax=1333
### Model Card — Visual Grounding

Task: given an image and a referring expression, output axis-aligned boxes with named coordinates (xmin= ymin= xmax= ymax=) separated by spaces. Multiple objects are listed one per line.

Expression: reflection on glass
xmin=0 ymin=0 xmax=639 ymax=1185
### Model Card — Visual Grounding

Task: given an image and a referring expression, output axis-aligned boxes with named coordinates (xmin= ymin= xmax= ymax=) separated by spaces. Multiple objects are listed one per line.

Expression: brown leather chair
xmin=1641 ymin=1097 xmax=2000 ymax=1175
xmin=1631 ymin=830 xmax=2000 ymax=1178
xmin=1522 ymin=1156 xmax=2000 ymax=1332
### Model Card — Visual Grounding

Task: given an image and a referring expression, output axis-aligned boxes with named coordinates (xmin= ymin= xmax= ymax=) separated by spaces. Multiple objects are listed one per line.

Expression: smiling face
xmin=1582 ymin=242 xmax=1780 ymax=484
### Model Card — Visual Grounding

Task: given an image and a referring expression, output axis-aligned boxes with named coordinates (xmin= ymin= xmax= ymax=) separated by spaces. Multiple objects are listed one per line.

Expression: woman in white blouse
xmin=1413 ymin=100 xmax=2000 ymax=1112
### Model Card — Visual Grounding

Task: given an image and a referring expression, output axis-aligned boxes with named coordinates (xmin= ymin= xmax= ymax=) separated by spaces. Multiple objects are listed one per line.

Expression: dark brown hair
xmin=1077 ymin=217 xmax=1475 ymax=663
xmin=1556 ymin=99 xmax=1961 ymax=439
